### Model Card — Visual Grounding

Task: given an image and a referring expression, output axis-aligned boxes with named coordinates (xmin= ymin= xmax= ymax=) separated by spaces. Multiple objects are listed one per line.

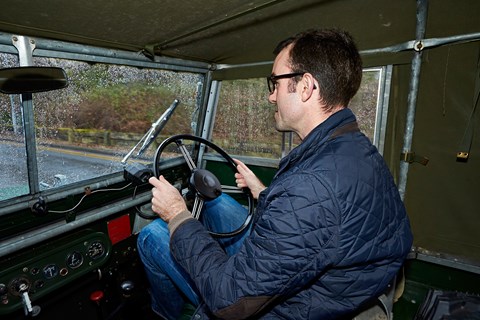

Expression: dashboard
xmin=0 ymin=162 xmax=191 ymax=319
xmin=0 ymin=229 xmax=111 ymax=316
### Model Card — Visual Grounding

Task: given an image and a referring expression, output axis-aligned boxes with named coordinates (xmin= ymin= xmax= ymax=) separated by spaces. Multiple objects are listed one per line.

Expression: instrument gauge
xmin=43 ymin=264 xmax=59 ymax=279
xmin=8 ymin=277 xmax=30 ymax=296
xmin=66 ymin=251 xmax=84 ymax=269
xmin=87 ymin=241 xmax=105 ymax=260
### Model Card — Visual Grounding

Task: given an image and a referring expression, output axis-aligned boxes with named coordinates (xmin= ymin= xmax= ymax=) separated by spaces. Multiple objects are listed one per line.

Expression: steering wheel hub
xmin=190 ymin=169 xmax=222 ymax=200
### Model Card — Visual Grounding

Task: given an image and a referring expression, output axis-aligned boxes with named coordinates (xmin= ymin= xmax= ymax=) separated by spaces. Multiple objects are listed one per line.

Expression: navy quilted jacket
xmin=170 ymin=108 xmax=413 ymax=319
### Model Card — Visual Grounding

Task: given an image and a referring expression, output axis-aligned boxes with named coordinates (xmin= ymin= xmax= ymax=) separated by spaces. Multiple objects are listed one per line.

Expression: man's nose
xmin=268 ymin=91 xmax=276 ymax=104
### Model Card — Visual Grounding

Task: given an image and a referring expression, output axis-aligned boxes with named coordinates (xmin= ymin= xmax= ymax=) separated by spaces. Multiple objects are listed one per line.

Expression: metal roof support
xmin=0 ymin=33 xmax=211 ymax=73
xmin=12 ymin=35 xmax=41 ymax=194
xmin=390 ymin=1 xmax=429 ymax=319
xmin=398 ymin=0 xmax=428 ymax=201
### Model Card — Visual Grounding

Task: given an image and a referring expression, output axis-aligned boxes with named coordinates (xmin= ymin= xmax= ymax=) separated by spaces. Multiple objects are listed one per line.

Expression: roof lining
xmin=153 ymin=0 xmax=287 ymax=50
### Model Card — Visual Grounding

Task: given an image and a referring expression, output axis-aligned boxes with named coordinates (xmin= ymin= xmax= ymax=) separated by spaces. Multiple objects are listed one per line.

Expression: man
xmin=138 ymin=28 xmax=413 ymax=319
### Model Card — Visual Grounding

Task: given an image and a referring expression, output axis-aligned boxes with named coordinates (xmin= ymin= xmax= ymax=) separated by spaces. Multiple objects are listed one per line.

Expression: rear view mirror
xmin=0 ymin=66 xmax=68 ymax=94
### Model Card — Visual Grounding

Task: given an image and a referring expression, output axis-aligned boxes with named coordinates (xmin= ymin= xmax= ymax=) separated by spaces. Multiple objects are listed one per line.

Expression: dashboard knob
xmin=90 ymin=290 xmax=105 ymax=319
xmin=89 ymin=290 xmax=104 ymax=304
xmin=120 ymin=280 xmax=134 ymax=297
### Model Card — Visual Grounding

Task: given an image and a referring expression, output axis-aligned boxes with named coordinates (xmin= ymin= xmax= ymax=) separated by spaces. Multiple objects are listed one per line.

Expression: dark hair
xmin=273 ymin=28 xmax=362 ymax=111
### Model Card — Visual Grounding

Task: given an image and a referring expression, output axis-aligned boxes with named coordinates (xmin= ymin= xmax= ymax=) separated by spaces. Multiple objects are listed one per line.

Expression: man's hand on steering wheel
xmin=234 ymin=159 xmax=266 ymax=200
xmin=149 ymin=175 xmax=187 ymax=223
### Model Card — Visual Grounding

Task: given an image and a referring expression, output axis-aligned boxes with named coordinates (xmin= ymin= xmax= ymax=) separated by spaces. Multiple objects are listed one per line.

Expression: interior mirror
xmin=0 ymin=66 xmax=68 ymax=94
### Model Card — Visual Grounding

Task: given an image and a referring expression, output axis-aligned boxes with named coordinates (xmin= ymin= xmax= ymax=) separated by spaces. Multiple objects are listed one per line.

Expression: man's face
xmin=268 ymin=45 xmax=303 ymax=134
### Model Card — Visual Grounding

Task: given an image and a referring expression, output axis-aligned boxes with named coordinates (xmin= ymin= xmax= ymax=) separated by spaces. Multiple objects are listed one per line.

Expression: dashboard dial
xmin=87 ymin=241 xmax=105 ymax=260
xmin=8 ymin=277 xmax=30 ymax=296
xmin=43 ymin=264 xmax=59 ymax=279
xmin=66 ymin=251 xmax=84 ymax=269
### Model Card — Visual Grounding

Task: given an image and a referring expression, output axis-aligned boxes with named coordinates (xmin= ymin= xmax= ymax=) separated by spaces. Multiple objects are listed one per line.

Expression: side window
xmin=0 ymin=55 xmax=204 ymax=201
xmin=349 ymin=67 xmax=390 ymax=151
xmin=212 ymin=78 xmax=282 ymax=158
xmin=212 ymin=67 xmax=390 ymax=158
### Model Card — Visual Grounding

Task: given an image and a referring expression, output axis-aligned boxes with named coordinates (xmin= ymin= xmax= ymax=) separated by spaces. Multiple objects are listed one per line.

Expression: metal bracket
xmin=413 ymin=40 xmax=424 ymax=52
xmin=11 ymin=35 xmax=40 ymax=193
xmin=456 ymin=151 xmax=469 ymax=162
xmin=12 ymin=35 xmax=36 ymax=66
xmin=401 ymin=151 xmax=429 ymax=165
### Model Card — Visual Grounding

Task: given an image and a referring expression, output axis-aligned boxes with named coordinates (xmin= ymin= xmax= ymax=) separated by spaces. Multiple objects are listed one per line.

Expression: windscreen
xmin=0 ymin=55 xmax=204 ymax=201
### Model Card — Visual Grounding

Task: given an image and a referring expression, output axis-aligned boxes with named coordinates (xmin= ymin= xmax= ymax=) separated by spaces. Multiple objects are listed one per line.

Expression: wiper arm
xmin=121 ymin=99 xmax=180 ymax=165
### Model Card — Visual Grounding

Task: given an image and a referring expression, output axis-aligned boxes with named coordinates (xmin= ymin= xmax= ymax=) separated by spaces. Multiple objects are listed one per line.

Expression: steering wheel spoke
xmin=175 ymin=139 xmax=197 ymax=171
xmin=220 ymin=185 xmax=244 ymax=193
xmin=191 ymin=196 xmax=204 ymax=220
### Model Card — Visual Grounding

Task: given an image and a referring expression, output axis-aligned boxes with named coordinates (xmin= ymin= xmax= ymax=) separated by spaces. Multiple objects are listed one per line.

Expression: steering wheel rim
xmin=153 ymin=134 xmax=254 ymax=238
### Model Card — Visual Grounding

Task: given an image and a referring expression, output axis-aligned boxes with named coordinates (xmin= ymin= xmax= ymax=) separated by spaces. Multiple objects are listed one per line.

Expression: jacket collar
xmin=276 ymin=108 xmax=357 ymax=174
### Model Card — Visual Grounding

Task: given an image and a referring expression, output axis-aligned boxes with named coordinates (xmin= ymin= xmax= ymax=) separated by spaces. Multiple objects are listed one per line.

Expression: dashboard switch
xmin=89 ymin=290 xmax=104 ymax=304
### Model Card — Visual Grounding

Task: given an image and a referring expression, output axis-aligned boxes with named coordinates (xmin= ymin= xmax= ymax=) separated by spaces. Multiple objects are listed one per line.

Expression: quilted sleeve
xmin=170 ymin=172 xmax=340 ymax=319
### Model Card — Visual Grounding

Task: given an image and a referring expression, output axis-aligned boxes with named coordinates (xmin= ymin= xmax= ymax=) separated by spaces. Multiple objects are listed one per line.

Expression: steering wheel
xmin=152 ymin=134 xmax=254 ymax=238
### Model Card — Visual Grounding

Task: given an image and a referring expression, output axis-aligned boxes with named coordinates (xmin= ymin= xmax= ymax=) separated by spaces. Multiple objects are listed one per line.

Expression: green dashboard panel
xmin=0 ymin=230 xmax=111 ymax=315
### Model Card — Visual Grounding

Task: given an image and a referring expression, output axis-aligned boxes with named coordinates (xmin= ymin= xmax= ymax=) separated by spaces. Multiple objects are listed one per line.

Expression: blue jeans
xmin=137 ymin=194 xmax=250 ymax=320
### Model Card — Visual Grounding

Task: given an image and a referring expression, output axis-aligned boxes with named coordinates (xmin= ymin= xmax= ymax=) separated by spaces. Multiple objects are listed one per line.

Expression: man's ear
xmin=301 ymin=73 xmax=317 ymax=101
